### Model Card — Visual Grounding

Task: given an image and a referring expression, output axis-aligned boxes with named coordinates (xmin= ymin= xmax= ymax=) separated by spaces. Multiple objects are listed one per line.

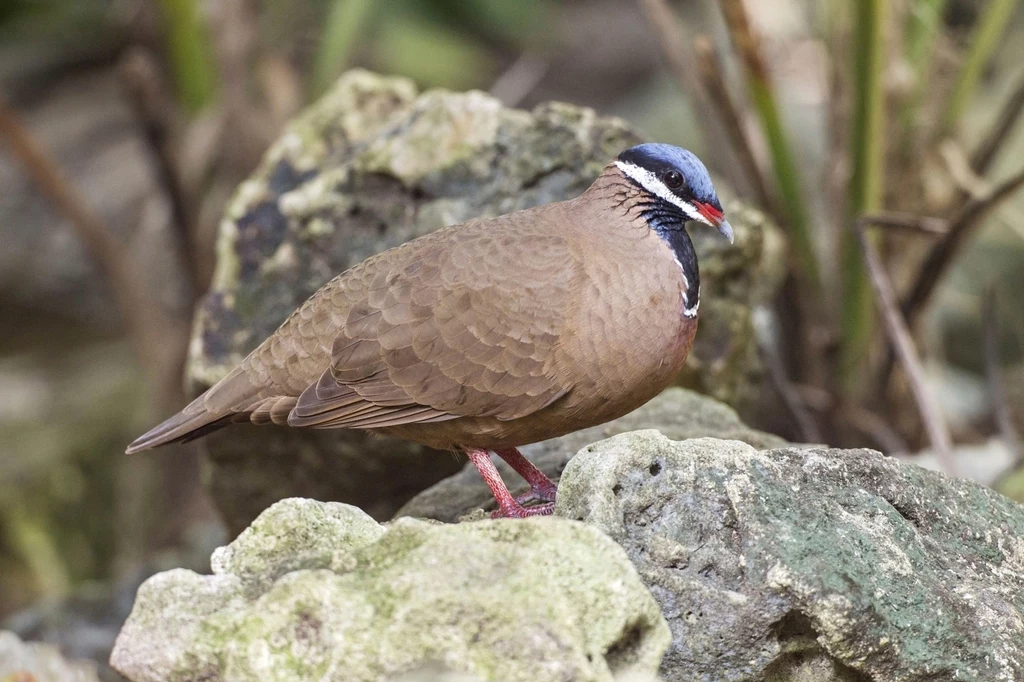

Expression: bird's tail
xmin=125 ymin=366 xmax=260 ymax=454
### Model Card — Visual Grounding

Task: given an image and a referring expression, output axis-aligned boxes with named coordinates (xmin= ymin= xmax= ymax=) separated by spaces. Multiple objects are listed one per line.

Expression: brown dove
xmin=128 ymin=143 xmax=734 ymax=518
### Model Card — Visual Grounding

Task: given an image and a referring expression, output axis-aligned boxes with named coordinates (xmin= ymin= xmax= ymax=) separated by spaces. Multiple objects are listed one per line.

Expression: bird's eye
xmin=663 ymin=170 xmax=684 ymax=190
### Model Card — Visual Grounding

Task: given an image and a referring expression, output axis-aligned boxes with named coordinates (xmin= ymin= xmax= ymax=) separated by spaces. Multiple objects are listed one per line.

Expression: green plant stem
xmin=941 ymin=0 xmax=1017 ymax=134
xmin=0 ymin=503 xmax=71 ymax=600
xmin=311 ymin=0 xmax=376 ymax=98
xmin=899 ymin=0 xmax=949 ymax=140
xmin=717 ymin=0 xmax=820 ymax=288
xmin=158 ymin=0 xmax=217 ymax=112
xmin=905 ymin=0 xmax=949 ymax=72
xmin=749 ymin=80 xmax=819 ymax=286
xmin=841 ymin=0 xmax=886 ymax=389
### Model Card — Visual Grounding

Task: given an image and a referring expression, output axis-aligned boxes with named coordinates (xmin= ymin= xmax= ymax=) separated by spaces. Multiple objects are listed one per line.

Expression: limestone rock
xmin=555 ymin=431 xmax=1024 ymax=682
xmin=396 ymin=388 xmax=785 ymax=522
xmin=0 ymin=630 xmax=100 ymax=682
xmin=110 ymin=498 xmax=670 ymax=682
xmin=188 ymin=69 xmax=784 ymax=533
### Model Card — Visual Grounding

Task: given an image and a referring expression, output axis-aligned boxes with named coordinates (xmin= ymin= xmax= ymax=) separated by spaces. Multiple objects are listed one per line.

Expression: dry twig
xmin=636 ymin=0 xmax=750 ymax=194
xmin=971 ymin=68 xmax=1024 ymax=175
xmin=638 ymin=0 xmax=706 ymax=101
xmin=490 ymin=54 xmax=549 ymax=108
xmin=855 ymin=210 xmax=948 ymax=236
xmin=0 ymin=97 xmax=180 ymax=381
xmin=758 ymin=338 xmax=823 ymax=443
xmin=797 ymin=384 xmax=911 ymax=454
xmin=119 ymin=48 xmax=204 ymax=295
xmin=857 ymin=217 xmax=956 ymax=474
xmin=902 ymin=164 xmax=1024 ymax=326
xmin=693 ymin=36 xmax=775 ymax=212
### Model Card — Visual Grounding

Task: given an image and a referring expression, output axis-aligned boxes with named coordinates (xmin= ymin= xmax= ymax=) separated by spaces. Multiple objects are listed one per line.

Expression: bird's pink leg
xmin=494 ymin=447 xmax=558 ymax=505
xmin=465 ymin=447 xmax=554 ymax=518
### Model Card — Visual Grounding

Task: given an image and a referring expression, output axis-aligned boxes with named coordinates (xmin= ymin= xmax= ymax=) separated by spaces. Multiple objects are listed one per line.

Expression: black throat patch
xmin=636 ymin=201 xmax=700 ymax=315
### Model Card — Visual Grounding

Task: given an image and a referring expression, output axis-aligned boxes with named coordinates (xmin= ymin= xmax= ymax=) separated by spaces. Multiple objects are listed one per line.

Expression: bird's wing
xmin=289 ymin=212 xmax=578 ymax=429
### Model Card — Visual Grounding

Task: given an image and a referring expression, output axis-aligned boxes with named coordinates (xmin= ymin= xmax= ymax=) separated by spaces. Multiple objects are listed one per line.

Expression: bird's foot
xmin=491 ymin=501 xmax=555 ymax=519
xmin=513 ymin=480 xmax=558 ymax=506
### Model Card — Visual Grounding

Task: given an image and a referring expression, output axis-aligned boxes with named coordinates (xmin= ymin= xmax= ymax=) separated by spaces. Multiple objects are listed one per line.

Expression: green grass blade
xmin=942 ymin=0 xmax=1017 ymax=134
xmin=158 ymin=0 xmax=218 ymax=112
xmin=311 ymin=0 xmax=377 ymax=99
xmin=898 ymin=0 xmax=949 ymax=141
xmin=841 ymin=0 xmax=886 ymax=387
xmin=718 ymin=0 xmax=820 ymax=287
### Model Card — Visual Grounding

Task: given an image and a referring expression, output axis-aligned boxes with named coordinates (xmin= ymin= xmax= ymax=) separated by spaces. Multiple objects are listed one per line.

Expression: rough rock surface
xmin=0 ymin=630 xmax=101 ymax=682
xmin=188 ymin=69 xmax=784 ymax=533
xmin=555 ymin=431 xmax=1024 ymax=682
xmin=110 ymin=498 xmax=670 ymax=682
xmin=397 ymin=387 xmax=785 ymax=522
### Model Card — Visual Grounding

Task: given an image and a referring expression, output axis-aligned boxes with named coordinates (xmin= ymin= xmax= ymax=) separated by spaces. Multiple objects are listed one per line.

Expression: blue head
xmin=615 ymin=143 xmax=733 ymax=243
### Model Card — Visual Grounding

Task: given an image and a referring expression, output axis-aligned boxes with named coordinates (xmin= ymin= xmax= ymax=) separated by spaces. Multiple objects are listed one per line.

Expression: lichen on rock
xmin=555 ymin=431 xmax=1024 ymax=682
xmin=110 ymin=499 xmax=670 ymax=682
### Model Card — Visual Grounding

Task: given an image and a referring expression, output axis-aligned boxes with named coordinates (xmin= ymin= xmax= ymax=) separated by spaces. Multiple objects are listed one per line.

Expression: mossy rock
xmin=110 ymin=499 xmax=670 ymax=682
xmin=556 ymin=431 xmax=1024 ymax=682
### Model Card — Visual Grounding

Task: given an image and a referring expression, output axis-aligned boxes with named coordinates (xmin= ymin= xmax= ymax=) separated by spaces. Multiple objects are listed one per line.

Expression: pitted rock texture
xmin=397 ymin=387 xmax=785 ymax=522
xmin=554 ymin=431 xmax=1024 ymax=682
xmin=110 ymin=498 xmax=670 ymax=682
xmin=188 ymin=69 xmax=784 ymax=533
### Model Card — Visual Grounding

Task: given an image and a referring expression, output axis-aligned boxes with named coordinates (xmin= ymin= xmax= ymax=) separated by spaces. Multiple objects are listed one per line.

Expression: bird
xmin=127 ymin=143 xmax=734 ymax=518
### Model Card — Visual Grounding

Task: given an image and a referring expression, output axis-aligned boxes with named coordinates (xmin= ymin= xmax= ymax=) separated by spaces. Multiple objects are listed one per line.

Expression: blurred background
xmin=2 ymin=0 xmax=1024 ymax=676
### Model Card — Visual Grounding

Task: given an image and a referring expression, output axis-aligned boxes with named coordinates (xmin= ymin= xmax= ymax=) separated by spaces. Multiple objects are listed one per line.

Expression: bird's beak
xmin=693 ymin=201 xmax=734 ymax=244
xmin=717 ymin=220 xmax=734 ymax=244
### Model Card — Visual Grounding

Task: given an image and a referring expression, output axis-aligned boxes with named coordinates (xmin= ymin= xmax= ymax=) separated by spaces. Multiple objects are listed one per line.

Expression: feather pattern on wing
xmin=282 ymin=210 xmax=579 ymax=429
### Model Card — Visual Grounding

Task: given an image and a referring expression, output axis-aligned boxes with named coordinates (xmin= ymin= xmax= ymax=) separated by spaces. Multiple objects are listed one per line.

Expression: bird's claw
xmin=491 ymin=501 xmax=555 ymax=519
xmin=513 ymin=482 xmax=558 ymax=507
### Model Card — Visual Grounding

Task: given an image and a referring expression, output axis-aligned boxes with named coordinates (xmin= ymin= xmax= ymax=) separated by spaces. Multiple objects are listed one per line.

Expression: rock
xmin=110 ymin=498 xmax=670 ymax=682
xmin=0 ymin=630 xmax=101 ymax=682
xmin=554 ymin=430 xmax=1024 ymax=682
xmin=188 ymin=69 xmax=784 ymax=533
xmin=397 ymin=387 xmax=785 ymax=522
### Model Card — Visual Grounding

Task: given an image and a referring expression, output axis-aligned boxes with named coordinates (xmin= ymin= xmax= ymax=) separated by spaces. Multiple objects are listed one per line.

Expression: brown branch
xmin=118 ymin=47 xmax=203 ymax=297
xmin=982 ymin=287 xmax=1022 ymax=461
xmin=972 ymin=67 xmax=1024 ymax=175
xmin=759 ymin=338 xmax=823 ymax=443
xmin=636 ymin=0 xmax=749 ymax=194
xmin=857 ymin=218 xmax=957 ymax=474
xmin=856 ymin=210 xmax=948 ymax=236
xmin=490 ymin=54 xmax=549 ymax=108
xmin=693 ymin=35 xmax=775 ymax=212
xmin=638 ymin=0 xmax=706 ymax=100
xmin=0 ymin=98 xmax=178 ymax=385
xmin=902 ymin=164 xmax=1024 ymax=326
xmin=718 ymin=0 xmax=768 ymax=81
xmin=797 ymin=384 xmax=910 ymax=454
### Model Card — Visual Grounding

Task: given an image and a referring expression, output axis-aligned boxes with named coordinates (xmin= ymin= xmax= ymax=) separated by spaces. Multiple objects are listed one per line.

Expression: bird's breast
xmin=560 ymin=228 xmax=696 ymax=408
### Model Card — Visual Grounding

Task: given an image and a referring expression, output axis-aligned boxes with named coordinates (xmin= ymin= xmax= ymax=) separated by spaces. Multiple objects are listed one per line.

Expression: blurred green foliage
xmin=158 ymin=0 xmax=218 ymax=111
xmin=841 ymin=0 xmax=886 ymax=387
xmin=310 ymin=0 xmax=551 ymax=97
xmin=942 ymin=0 xmax=1017 ymax=133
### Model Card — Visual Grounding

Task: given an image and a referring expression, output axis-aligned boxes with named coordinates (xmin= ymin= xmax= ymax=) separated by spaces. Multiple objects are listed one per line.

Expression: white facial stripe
xmin=614 ymin=161 xmax=715 ymax=227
